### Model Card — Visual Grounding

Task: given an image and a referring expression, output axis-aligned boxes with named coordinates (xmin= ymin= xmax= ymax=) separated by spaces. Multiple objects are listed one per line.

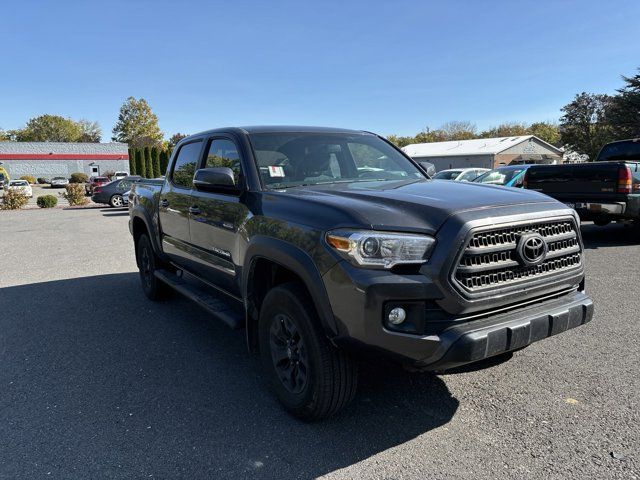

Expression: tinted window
xmin=205 ymin=139 xmax=242 ymax=184
xmin=171 ymin=141 xmax=202 ymax=188
xmin=249 ymin=133 xmax=423 ymax=189
xmin=598 ymin=141 xmax=640 ymax=161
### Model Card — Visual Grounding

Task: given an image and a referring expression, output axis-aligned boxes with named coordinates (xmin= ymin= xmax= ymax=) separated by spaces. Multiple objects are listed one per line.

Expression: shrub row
xmin=128 ymin=146 xmax=171 ymax=178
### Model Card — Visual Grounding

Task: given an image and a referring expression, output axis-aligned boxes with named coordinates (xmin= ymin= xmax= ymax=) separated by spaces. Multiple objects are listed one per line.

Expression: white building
xmin=402 ymin=135 xmax=563 ymax=172
xmin=0 ymin=142 xmax=129 ymax=179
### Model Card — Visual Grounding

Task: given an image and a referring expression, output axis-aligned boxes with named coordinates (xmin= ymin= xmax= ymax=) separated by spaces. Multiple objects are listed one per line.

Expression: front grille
xmin=454 ymin=219 xmax=582 ymax=293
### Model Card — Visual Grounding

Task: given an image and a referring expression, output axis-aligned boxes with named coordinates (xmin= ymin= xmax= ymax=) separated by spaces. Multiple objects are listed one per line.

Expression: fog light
xmin=388 ymin=307 xmax=406 ymax=325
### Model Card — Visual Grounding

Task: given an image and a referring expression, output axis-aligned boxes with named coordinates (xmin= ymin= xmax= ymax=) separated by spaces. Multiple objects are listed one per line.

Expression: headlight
xmin=326 ymin=229 xmax=436 ymax=268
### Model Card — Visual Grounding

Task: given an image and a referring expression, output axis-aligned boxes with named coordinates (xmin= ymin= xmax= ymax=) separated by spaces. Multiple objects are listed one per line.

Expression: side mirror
xmin=193 ymin=167 xmax=236 ymax=191
xmin=419 ymin=161 xmax=436 ymax=177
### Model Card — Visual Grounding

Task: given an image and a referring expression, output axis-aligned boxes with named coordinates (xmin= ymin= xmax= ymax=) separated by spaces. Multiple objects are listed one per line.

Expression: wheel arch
xmin=243 ymin=236 xmax=339 ymax=351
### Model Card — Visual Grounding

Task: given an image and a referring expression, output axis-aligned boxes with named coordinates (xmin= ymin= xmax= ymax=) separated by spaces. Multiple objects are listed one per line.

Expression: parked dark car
xmin=0 ymin=172 xmax=7 ymax=189
xmin=129 ymin=126 xmax=592 ymax=420
xmin=92 ymin=176 xmax=140 ymax=207
xmin=85 ymin=176 xmax=110 ymax=195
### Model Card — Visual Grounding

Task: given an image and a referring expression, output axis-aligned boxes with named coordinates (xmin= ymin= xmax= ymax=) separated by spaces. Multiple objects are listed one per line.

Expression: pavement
xmin=0 ymin=208 xmax=638 ymax=479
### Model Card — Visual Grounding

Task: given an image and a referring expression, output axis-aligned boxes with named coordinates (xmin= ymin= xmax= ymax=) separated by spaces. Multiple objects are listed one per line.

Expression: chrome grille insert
xmin=454 ymin=219 xmax=582 ymax=293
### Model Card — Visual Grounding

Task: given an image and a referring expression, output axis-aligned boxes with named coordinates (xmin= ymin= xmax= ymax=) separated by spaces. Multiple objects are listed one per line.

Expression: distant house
xmin=402 ymin=135 xmax=563 ymax=172
xmin=0 ymin=142 xmax=129 ymax=179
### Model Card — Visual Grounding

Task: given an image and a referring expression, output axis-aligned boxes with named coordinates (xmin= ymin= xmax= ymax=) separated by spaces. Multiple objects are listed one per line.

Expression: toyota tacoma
xmin=129 ymin=126 xmax=593 ymax=420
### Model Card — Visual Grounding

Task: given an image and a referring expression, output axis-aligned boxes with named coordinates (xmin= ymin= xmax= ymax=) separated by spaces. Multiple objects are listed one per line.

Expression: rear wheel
xmin=136 ymin=234 xmax=169 ymax=301
xmin=110 ymin=194 xmax=124 ymax=208
xmin=259 ymin=283 xmax=357 ymax=420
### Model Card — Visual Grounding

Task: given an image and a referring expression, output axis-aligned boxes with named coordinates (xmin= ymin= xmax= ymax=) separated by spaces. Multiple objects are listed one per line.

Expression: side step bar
xmin=154 ymin=269 xmax=244 ymax=330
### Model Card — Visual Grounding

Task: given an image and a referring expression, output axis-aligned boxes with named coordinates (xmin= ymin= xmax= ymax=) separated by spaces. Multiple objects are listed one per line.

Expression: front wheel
xmin=110 ymin=194 xmax=124 ymax=208
xmin=136 ymin=234 xmax=169 ymax=301
xmin=259 ymin=283 xmax=357 ymax=420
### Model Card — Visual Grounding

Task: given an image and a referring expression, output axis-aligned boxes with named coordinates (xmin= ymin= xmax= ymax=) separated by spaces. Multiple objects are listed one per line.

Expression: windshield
xmin=53 ymin=177 xmax=66 ymax=180
xmin=597 ymin=141 xmax=640 ymax=161
xmin=473 ymin=168 xmax=525 ymax=186
xmin=11 ymin=181 xmax=28 ymax=186
xmin=248 ymin=133 xmax=424 ymax=189
xmin=432 ymin=170 xmax=463 ymax=180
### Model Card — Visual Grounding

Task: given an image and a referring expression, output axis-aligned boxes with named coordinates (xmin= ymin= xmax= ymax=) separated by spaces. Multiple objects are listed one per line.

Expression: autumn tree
xmin=12 ymin=114 xmax=83 ymax=142
xmin=528 ymin=122 xmax=561 ymax=146
xmin=77 ymin=119 xmax=102 ymax=142
xmin=168 ymin=133 xmax=188 ymax=147
xmin=112 ymin=97 xmax=163 ymax=147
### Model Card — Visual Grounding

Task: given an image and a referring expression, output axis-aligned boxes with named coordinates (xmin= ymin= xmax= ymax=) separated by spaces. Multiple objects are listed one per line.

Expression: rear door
xmin=159 ymin=139 xmax=204 ymax=266
xmin=188 ymin=136 xmax=249 ymax=295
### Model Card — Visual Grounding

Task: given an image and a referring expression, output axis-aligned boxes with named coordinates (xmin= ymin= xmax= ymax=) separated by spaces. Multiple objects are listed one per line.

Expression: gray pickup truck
xmin=129 ymin=126 xmax=593 ymax=420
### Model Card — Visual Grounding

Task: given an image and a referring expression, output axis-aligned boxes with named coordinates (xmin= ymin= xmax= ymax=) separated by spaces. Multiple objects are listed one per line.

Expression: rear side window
xmin=598 ymin=141 xmax=640 ymax=161
xmin=171 ymin=141 xmax=202 ymax=188
xmin=205 ymin=139 xmax=243 ymax=184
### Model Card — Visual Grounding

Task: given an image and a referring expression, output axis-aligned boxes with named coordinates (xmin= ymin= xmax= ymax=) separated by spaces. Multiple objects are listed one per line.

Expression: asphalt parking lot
xmin=0 ymin=208 xmax=638 ymax=479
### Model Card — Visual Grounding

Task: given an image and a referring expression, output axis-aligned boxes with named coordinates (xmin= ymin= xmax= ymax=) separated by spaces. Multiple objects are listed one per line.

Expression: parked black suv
xmin=129 ymin=126 xmax=593 ymax=420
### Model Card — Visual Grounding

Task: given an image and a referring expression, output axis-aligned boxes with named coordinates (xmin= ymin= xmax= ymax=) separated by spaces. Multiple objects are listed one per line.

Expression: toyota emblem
xmin=517 ymin=233 xmax=547 ymax=266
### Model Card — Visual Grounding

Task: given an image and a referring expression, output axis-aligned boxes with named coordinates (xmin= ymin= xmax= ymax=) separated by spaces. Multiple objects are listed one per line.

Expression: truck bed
xmin=525 ymin=162 xmax=640 ymax=221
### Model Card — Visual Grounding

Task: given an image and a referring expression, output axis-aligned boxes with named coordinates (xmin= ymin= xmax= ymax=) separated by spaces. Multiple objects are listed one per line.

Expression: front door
xmin=158 ymin=140 xmax=204 ymax=267
xmin=189 ymin=136 xmax=249 ymax=295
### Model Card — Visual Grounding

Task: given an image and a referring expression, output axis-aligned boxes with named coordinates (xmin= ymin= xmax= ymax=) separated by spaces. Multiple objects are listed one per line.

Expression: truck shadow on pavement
xmin=0 ymin=273 xmax=458 ymax=479
xmin=580 ymin=222 xmax=639 ymax=249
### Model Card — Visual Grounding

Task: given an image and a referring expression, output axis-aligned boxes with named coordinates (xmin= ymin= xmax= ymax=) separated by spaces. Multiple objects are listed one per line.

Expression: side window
xmin=171 ymin=141 xmax=202 ymax=188
xmin=205 ymin=138 xmax=242 ymax=184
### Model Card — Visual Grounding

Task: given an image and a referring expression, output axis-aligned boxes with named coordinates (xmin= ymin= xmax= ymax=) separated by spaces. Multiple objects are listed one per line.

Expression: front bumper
xmin=323 ymin=260 xmax=593 ymax=370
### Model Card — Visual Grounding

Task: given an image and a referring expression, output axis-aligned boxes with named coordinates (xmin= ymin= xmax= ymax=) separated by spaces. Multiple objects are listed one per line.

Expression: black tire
xmin=136 ymin=234 xmax=170 ymax=301
xmin=110 ymin=194 xmax=124 ymax=208
xmin=259 ymin=282 xmax=357 ymax=420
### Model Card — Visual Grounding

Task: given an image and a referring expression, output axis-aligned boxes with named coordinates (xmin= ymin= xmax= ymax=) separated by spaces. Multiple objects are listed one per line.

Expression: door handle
xmin=189 ymin=206 xmax=201 ymax=215
xmin=160 ymin=199 xmax=169 ymax=208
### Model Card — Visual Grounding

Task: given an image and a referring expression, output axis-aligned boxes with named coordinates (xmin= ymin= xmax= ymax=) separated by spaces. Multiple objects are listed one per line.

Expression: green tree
xmin=159 ymin=150 xmax=170 ymax=175
xmin=151 ymin=146 xmax=161 ymax=177
xmin=144 ymin=146 xmax=154 ymax=178
xmin=528 ymin=122 xmax=561 ymax=146
xmin=128 ymin=148 xmax=136 ymax=175
xmin=560 ymin=92 xmax=614 ymax=160
xmin=0 ymin=128 xmax=10 ymax=141
xmin=608 ymin=69 xmax=640 ymax=139
xmin=111 ymin=97 xmax=163 ymax=147
xmin=12 ymin=114 xmax=83 ymax=142
xmin=135 ymin=149 xmax=145 ymax=178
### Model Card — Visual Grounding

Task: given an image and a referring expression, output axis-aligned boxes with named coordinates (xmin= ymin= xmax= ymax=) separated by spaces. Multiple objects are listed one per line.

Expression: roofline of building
xmin=403 ymin=135 xmax=564 ymax=157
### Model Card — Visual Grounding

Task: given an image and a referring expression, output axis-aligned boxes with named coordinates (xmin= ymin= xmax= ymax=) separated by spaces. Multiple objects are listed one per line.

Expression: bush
xmin=1 ymin=189 xmax=29 ymax=210
xmin=104 ymin=170 xmax=116 ymax=180
xmin=69 ymin=172 xmax=88 ymax=184
xmin=62 ymin=183 xmax=88 ymax=206
xmin=19 ymin=175 xmax=36 ymax=184
xmin=36 ymin=195 xmax=58 ymax=208
xmin=37 ymin=177 xmax=48 ymax=184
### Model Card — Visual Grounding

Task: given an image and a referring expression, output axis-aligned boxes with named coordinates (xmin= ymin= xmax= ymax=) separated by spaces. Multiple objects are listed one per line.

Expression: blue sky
xmin=1 ymin=0 xmax=638 ymax=139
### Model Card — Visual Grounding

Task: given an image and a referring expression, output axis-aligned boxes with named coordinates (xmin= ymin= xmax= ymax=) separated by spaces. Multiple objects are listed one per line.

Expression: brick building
xmin=0 ymin=142 xmax=129 ymax=179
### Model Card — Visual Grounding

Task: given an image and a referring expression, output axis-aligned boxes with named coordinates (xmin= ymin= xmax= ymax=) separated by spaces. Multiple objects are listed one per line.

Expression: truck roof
xmin=190 ymin=125 xmax=370 ymax=137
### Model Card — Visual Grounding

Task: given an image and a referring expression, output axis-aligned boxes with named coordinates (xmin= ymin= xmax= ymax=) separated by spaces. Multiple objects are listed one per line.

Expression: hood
xmin=272 ymin=179 xmax=558 ymax=233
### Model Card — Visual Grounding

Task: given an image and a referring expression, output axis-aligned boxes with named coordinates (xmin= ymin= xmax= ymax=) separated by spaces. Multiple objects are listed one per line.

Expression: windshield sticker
xmin=268 ymin=166 xmax=285 ymax=177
